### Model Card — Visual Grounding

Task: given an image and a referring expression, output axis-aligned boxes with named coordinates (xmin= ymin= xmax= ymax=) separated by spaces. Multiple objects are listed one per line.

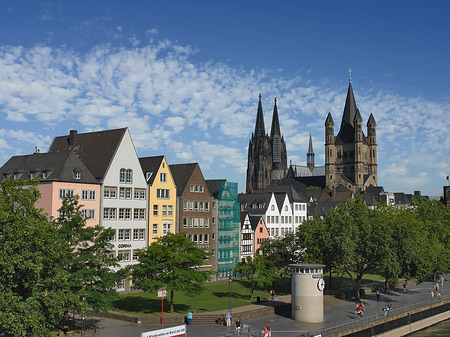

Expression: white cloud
xmin=0 ymin=42 xmax=448 ymax=195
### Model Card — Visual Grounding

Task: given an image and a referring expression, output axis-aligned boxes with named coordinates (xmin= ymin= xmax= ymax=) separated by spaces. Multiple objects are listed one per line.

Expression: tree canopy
xmin=234 ymin=255 xmax=274 ymax=302
xmin=131 ymin=232 xmax=211 ymax=313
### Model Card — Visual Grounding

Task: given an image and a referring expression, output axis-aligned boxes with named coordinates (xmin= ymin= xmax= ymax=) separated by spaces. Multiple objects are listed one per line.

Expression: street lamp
xmin=228 ymin=275 xmax=232 ymax=315
xmin=81 ymin=294 xmax=86 ymax=337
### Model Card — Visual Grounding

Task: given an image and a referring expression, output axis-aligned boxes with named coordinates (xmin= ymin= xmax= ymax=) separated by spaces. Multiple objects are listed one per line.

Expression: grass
xmin=111 ymin=272 xmax=385 ymax=315
xmin=111 ymin=278 xmax=290 ymax=315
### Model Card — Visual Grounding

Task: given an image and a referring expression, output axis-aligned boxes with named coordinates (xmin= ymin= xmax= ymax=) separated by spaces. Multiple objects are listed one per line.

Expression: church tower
xmin=325 ymin=76 xmax=378 ymax=192
xmin=246 ymin=95 xmax=287 ymax=193
xmin=307 ymin=131 xmax=315 ymax=172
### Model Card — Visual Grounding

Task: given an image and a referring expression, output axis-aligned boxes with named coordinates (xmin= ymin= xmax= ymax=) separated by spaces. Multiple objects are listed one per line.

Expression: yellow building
xmin=139 ymin=156 xmax=177 ymax=244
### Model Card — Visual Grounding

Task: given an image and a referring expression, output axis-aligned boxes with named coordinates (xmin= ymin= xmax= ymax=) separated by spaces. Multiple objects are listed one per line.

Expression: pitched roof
xmin=169 ymin=163 xmax=198 ymax=196
xmin=238 ymin=192 xmax=272 ymax=214
xmin=0 ymin=151 xmax=98 ymax=184
xmin=205 ymin=179 xmax=226 ymax=199
xmin=264 ymin=184 xmax=307 ymax=203
xmin=367 ymin=113 xmax=377 ymax=126
xmin=48 ymin=128 xmax=126 ymax=180
xmin=139 ymin=156 xmax=164 ymax=185
xmin=336 ymin=83 xmax=357 ymax=144
xmin=325 ymin=112 xmax=334 ymax=126
xmin=249 ymin=214 xmax=263 ymax=231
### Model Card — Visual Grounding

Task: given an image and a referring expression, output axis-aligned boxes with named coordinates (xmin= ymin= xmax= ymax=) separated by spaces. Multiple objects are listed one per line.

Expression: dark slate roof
xmin=169 ymin=163 xmax=198 ymax=196
xmin=238 ymin=192 xmax=272 ymax=214
xmin=139 ymin=156 xmax=164 ymax=185
xmin=294 ymin=175 xmax=326 ymax=189
xmin=0 ymin=151 xmax=98 ymax=184
xmin=274 ymin=193 xmax=286 ymax=211
xmin=394 ymin=193 xmax=413 ymax=206
xmin=249 ymin=214 xmax=263 ymax=231
xmin=360 ymin=192 xmax=378 ymax=206
xmin=367 ymin=113 xmax=377 ymax=126
xmin=48 ymin=128 xmax=126 ymax=180
xmin=270 ymin=98 xmax=281 ymax=138
xmin=336 ymin=82 xmax=358 ymax=143
xmin=264 ymin=184 xmax=307 ymax=203
xmin=308 ymin=201 xmax=342 ymax=217
xmin=205 ymin=179 xmax=226 ymax=199
xmin=365 ymin=185 xmax=385 ymax=197
xmin=254 ymin=94 xmax=266 ymax=138
xmin=325 ymin=112 xmax=334 ymax=126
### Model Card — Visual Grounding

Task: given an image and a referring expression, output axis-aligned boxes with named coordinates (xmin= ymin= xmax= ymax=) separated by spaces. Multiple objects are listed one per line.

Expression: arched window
xmin=126 ymin=169 xmax=132 ymax=183
xmin=119 ymin=168 xmax=126 ymax=183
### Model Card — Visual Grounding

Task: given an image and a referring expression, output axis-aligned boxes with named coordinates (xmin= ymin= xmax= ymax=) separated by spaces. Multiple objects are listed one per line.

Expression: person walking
xmin=270 ymin=289 xmax=275 ymax=301
xmin=403 ymin=281 xmax=407 ymax=293
xmin=226 ymin=311 xmax=231 ymax=327
xmin=235 ymin=319 xmax=241 ymax=335
xmin=376 ymin=288 xmax=380 ymax=301
xmin=187 ymin=311 xmax=193 ymax=326
xmin=266 ymin=322 xmax=272 ymax=337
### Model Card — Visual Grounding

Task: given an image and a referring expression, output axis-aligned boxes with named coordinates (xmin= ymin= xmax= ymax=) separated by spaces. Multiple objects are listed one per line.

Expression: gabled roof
xmin=367 ymin=113 xmax=377 ymax=127
xmin=249 ymin=214 xmax=262 ymax=231
xmin=274 ymin=193 xmax=286 ymax=211
xmin=264 ymin=184 xmax=307 ymax=203
xmin=205 ymin=179 xmax=226 ymax=199
xmin=325 ymin=112 xmax=334 ymax=126
xmin=139 ymin=156 xmax=164 ymax=185
xmin=0 ymin=151 xmax=98 ymax=184
xmin=169 ymin=163 xmax=198 ymax=196
xmin=48 ymin=128 xmax=126 ymax=180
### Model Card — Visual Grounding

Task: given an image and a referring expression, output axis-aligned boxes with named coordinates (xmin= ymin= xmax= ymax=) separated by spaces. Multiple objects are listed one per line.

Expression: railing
xmin=300 ymin=293 xmax=450 ymax=337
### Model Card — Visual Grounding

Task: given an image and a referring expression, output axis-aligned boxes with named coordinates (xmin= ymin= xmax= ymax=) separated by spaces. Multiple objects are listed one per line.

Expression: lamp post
xmin=228 ymin=275 xmax=232 ymax=315
xmin=81 ymin=294 xmax=86 ymax=337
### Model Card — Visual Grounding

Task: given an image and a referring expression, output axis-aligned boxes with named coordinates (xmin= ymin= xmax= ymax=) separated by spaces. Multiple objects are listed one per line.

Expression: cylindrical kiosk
xmin=290 ymin=263 xmax=325 ymax=323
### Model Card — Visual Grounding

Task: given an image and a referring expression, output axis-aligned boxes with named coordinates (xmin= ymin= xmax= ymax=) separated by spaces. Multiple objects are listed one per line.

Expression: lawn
xmin=111 ymin=278 xmax=290 ymax=315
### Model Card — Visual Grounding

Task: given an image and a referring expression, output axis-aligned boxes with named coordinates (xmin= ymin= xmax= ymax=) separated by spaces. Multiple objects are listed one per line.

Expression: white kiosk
xmin=290 ymin=263 xmax=325 ymax=323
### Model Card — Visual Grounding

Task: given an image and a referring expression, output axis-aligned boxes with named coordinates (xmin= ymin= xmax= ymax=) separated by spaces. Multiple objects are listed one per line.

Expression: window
xmin=133 ymin=252 xmax=139 ymax=261
xmin=119 ymin=187 xmax=132 ymax=199
xmin=153 ymin=224 xmax=158 ymax=235
xmin=153 ymin=205 xmax=158 ymax=216
xmin=134 ymin=229 xmax=143 ymax=240
xmin=162 ymin=222 xmax=172 ymax=235
xmin=125 ymin=209 xmax=131 ymax=220
xmin=73 ymin=171 xmax=81 ymax=179
xmin=243 ymin=233 xmax=251 ymax=240
xmin=183 ymin=200 xmax=188 ymax=211
xmin=81 ymin=209 xmax=95 ymax=219
xmin=160 ymin=173 xmax=167 ymax=182
xmin=59 ymin=189 xmax=74 ymax=199
xmin=199 ymin=185 xmax=204 ymax=193
xmin=204 ymin=234 xmax=209 ymax=244
xmin=139 ymin=229 xmax=145 ymax=240
xmin=118 ymin=229 xmax=124 ymax=240
xmin=103 ymin=208 xmax=116 ymax=220
xmin=133 ymin=208 xmax=145 ymax=220
xmin=109 ymin=230 xmax=116 ymax=241
xmin=204 ymin=218 xmax=209 ymax=227
xmin=126 ymin=169 xmax=132 ymax=183
xmin=194 ymin=217 xmax=199 ymax=227
xmin=168 ymin=205 xmax=173 ymax=216
xmin=118 ymin=250 xmax=130 ymax=262
xmin=134 ymin=188 xmax=146 ymax=200
xmin=285 ymin=205 xmax=288 ymax=211
xmin=30 ymin=171 xmax=38 ymax=179
xmin=190 ymin=184 xmax=194 ymax=192
xmin=42 ymin=171 xmax=49 ymax=179
xmin=104 ymin=186 xmax=117 ymax=198
xmin=146 ymin=171 xmax=153 ymax=181
xmin=120 ymin=168 xmax=126 ymax=183
xmin=183 ymin=218 xmax=188 ymax=228
xmin=162 ymin=205 xmax=167 ymax=216
xmin=124 ymin=229 xmax=131 ymax=240
xmin=205 ymin=202 xmax=209 ymax=211
xmin=271 ymin=205 xmax=275 ymax=211
xmin=157 ymin=189 xmax=170 ymax=199
xmin=259 ymin=227 xmax=263 ymax=233
xmin=82 ymin=190 xmax=96 ymax=200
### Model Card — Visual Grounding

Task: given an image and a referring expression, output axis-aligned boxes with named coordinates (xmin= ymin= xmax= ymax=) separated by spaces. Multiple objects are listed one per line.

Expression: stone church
xmin=246 ymin=79 xmax=378 ymax=194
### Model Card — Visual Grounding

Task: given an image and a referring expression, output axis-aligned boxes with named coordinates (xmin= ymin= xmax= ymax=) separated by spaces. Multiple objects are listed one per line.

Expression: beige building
xmin=139 ymin=156 xmax=177 ymax=244
xmin=325 ymin=81 xmax=377 ymax=193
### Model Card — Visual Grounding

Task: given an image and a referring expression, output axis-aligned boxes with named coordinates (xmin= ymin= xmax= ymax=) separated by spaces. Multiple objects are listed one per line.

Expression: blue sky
xmin=0 ymin=1 xmax=449 ymax=196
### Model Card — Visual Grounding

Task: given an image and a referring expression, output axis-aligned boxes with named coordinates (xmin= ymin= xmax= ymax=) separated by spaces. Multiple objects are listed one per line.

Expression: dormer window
xmin=146 ymin=171 xmax=153 ymax=181
xmin=42 ymin=171 xmax=50 ymax=179
xmin=13 ymin=172 xmax=22 ymax=180
xmin=73 ymin=171 xmax=81 ymax=179
xmin=30 ymin=171 xmax=38 ymax=179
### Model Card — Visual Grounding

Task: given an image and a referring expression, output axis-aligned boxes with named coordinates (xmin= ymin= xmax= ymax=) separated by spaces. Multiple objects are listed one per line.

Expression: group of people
xmin=263 ymin=322 xmax=272 ymax=337
xmin=354 ymin=302 xmax=365 ymax=316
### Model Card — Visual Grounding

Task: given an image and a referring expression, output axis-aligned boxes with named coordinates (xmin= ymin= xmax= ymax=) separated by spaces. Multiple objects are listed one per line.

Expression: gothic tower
xmin=325 ymin=79 xmax=378 ymax=192
xmin=307 ymin=131 xmax=315 ymax=172
xmin=246 ymin=95 xmax=287 ymax=193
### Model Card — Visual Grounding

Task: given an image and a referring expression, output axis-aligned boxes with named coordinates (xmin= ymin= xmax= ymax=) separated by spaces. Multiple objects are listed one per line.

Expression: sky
xmin=0 ymin=0 xmax=449 ymax=196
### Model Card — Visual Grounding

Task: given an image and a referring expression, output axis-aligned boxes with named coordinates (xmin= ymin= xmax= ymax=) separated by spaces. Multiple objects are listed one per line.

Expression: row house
xmin=139 ymin=156 xmax=177 ymax=244
xmin=48 ymin=128 xmax=147 ymax=291
xmin=0 ymin=150 xmax=100 ymax=228
xmin=170 ymin=163 xmax=216 ymax=272
xmin=239 ymin=212 xmax=269 ymax=261
xmin=206 ymin=180 xmax=240 ymax=279
xmin=239 ymin=187 xmax=308 ymax=238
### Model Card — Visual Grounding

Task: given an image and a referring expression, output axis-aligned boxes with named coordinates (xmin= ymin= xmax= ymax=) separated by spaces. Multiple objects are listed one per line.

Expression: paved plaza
xmin=83 ymin=274 xmax=449 ymax=336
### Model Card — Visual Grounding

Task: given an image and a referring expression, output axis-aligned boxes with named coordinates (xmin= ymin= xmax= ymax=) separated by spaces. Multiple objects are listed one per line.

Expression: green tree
xmin=131 ymin=232 xmax=211 ymax=313
xmin=54 ymin=196 xmax=121 ymax=313
xmin=234 ymin=255 xmax=274 ymax=302
xmin=300 ymin=197 xmax=396 ymax=299
xmin=0 ymin=179 xmax=71 ymax=336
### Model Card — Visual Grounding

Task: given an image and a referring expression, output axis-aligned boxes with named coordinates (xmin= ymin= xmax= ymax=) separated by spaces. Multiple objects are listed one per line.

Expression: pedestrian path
xmin=85 ymin=274 xmax=449 ymax=336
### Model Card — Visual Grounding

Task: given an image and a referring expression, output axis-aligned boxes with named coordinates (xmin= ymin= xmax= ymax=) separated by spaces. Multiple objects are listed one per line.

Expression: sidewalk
xmin=83 ymin=274 xmax=449 ymax=336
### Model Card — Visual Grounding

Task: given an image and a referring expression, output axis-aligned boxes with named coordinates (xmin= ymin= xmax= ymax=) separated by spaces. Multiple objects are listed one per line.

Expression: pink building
xmin=0 ymin=151 xmax=100 ymax=227
xmin=240 ymin=212 xmax=270 ymax=260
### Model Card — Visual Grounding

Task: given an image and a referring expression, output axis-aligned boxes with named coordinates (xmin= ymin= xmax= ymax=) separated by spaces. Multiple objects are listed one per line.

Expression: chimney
xmin=69 ymin=130 xmax=77 ymax=147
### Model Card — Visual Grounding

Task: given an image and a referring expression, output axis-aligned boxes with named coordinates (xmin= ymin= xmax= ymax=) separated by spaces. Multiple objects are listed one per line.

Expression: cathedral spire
xmin=336 ymin=81 xmax=358 ymax=143
xmin=270 ymin=97 xmax=281 ymax=138
xmin=307 ymin=130 xmax=315 ymax=171
xmin=308 ymin=129 xmax=314 ymax=153
xmin=254 ymin=94 xmax=266 ymax=138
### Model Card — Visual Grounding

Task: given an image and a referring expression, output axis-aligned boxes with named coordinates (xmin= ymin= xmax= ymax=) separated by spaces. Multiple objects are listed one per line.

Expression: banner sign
xmin=141 ymin=325 xmax=186 ymax=337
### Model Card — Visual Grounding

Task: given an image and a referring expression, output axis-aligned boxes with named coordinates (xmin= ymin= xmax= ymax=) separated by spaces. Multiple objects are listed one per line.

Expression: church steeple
xmin=307 ymin=130 xmax=315 ymax=172
xmin=254 ymin=94 xmax=266 ymax=138
xmin=270 ymin=97 xmax=281 ymax=138
xmin=337 ymin=81 xmax=358 ymax=143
